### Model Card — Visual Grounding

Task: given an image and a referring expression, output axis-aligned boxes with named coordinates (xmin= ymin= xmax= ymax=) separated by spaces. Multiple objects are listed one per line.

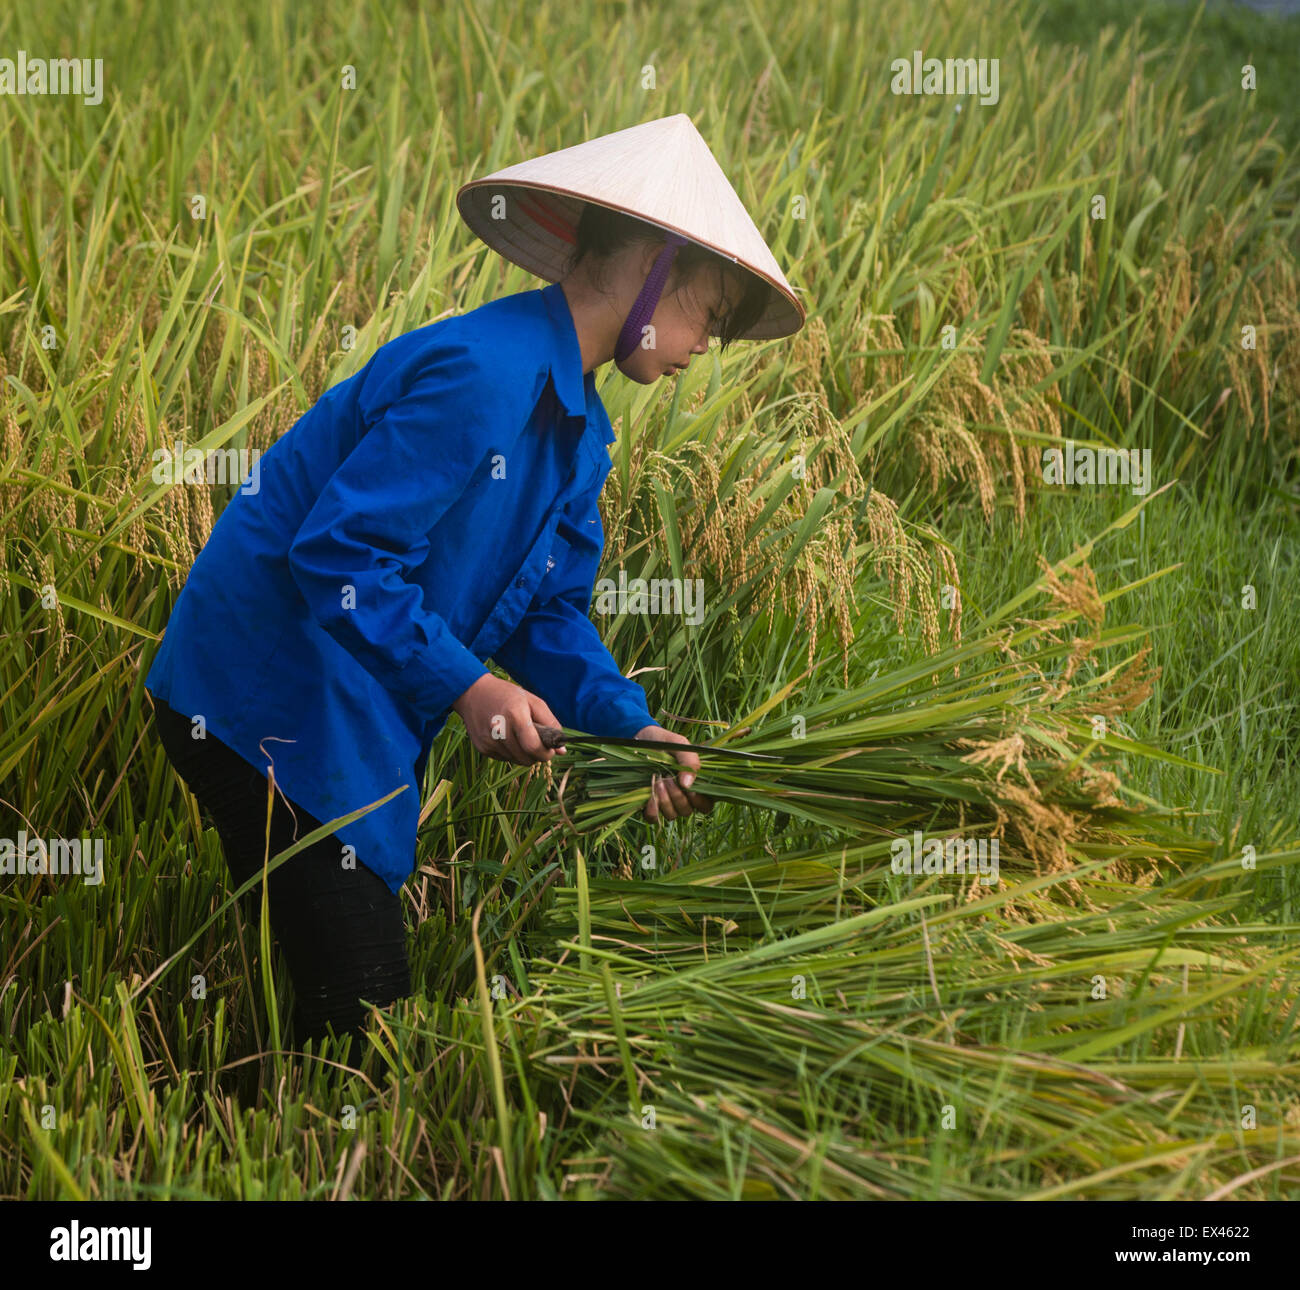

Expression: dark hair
xmin=562 ymin=203 xmax=769 ymax=351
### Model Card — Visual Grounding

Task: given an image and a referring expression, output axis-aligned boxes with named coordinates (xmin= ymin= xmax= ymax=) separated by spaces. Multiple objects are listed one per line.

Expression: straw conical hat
xmin=456 ymin=113 xmax=805 ymax=341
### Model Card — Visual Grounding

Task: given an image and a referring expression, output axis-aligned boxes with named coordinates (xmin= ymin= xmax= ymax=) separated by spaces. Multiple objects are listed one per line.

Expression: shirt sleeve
xmin=491 ymin=477 xmax=656 ymax=737
xmin=286 ymin=343 xmax=511 ymax=721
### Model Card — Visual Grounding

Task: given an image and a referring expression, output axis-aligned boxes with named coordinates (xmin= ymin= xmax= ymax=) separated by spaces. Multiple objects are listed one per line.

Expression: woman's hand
xmin=635 ymin=724 xmax=715 ymax=822
xmin=453 ymin=674 xmax=565 ymax=765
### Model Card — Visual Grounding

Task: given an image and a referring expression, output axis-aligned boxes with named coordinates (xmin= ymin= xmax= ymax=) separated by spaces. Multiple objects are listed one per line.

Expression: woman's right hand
xmin=451 ymin=673 xmax=566 ymax=765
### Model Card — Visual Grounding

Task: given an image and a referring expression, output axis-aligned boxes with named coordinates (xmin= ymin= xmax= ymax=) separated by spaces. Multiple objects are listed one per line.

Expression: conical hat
xmin=456 ymin=113 xmax=805 ymax=341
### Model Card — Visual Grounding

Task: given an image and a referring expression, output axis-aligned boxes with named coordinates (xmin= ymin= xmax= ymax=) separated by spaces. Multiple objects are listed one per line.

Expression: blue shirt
xmin=145 ymin=282 xmax=655 ymax=894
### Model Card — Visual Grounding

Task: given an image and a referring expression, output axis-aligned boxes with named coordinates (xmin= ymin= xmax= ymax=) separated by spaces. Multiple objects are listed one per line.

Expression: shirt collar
xmin=540 ymin=281 xmax=613 ymax=442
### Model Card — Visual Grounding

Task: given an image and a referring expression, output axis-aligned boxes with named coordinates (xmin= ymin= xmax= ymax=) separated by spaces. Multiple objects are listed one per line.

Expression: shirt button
xmin=515 ymin=576 xmax=526 ymax=588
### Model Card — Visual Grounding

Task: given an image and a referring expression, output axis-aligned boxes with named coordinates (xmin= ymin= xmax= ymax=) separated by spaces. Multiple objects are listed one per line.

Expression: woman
xmin=146 ymin=113 xmax=805 ymax=1050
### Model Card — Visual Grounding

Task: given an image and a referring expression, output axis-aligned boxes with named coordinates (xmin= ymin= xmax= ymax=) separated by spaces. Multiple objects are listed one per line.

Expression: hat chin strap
xmin=614 ymin=232 xmax=690 ymax=368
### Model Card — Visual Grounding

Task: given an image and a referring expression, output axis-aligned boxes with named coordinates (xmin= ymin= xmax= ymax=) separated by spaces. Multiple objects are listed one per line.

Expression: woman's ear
xmin=640 ymin=238 xmax=665 ymax=278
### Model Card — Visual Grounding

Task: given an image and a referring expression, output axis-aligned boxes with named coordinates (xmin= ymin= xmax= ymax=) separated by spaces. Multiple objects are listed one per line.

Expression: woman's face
xmin=616 ymin=256 xmax=741 ymax=384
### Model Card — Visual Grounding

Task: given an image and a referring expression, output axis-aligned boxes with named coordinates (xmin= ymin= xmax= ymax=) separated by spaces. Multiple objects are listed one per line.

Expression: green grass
xmin=2 ymin=0 xmax=1299 ymax=1200
xmin=942 ymin=482 xmax=1300 ymax=855
xmin=1038 ymin=0 xmax=1300 ymax=155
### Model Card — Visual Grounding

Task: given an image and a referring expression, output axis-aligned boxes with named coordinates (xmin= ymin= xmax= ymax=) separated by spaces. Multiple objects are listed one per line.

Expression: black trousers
xmin=150 ymin=696 xmax=412 ymax=1050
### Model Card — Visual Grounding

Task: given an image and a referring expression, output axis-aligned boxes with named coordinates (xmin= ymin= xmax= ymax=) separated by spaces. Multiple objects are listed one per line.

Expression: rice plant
xmin=2 ymin=0 xmax=1298 ymax=1203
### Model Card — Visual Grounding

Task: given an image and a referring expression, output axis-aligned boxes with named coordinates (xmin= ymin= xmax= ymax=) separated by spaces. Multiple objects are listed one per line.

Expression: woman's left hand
xmin=634 ymin=725 xmax=715 ymax=822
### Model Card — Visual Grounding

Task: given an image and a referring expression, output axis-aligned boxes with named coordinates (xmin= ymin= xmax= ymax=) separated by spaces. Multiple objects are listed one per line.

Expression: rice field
xmin=2 ymin=0 xmax=1299 ymax=1205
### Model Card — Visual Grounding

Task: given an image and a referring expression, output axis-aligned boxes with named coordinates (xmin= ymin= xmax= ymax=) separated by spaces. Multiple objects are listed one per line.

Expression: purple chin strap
xmin=614 ymin=231 xmax=690 ymax=364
